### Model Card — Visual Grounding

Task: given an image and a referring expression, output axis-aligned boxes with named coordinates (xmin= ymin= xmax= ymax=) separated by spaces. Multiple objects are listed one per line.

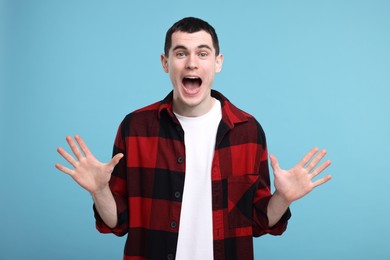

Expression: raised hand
xmin=270 ymin=147 xmax=332 ymax=204
xmin=55 ymin=135 xmax=123 ymax=194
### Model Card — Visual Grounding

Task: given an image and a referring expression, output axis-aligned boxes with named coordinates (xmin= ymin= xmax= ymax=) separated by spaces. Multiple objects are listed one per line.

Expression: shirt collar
xmin=158 ymin=90 xmax=248 ymax=128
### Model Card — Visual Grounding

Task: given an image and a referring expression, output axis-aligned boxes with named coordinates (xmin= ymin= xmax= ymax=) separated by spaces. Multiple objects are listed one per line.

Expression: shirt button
xmin=174 ymin=191 xmax=181 ymax=199
xmin=176 ymin=125 xmax=182 ymax=132
xmin=170 ymin=221 xmax=177 ymax=229
xmin=177 ymin=156 xmax=184 ymax=164
xmin=167 ymin=253 xmax=174 ymax=260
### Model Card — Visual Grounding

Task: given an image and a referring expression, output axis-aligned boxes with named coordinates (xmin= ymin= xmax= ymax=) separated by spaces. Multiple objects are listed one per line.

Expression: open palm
xmin=55 ymin=135 xmax=123 ymax=194
xmin=270 ymin=148 xmax=332 ymax=204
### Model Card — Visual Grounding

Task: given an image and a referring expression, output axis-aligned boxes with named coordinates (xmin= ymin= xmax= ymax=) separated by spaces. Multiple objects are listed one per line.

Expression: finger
xmin=57 ymin=147 xmax=78 ymax=167
xmin=269 ymin=154 xmax=281 ymax=172
xmin=312 ymin=174 xmax=332 ymax=188
xmin=108 ymin=153 xmax=124 ymax=170
xmin=298 ymin=147 xmax=319 ymax=168
xmin=55 ymin=163 xmax=74 ymax=176
xmin=311 ymin=159 xmax=332 ymax=178
xmin=306 ymin=149 xmax=327 ymax=172
xmin=75 ymin=135 xmax=92 ymax=157
xmin=66 ymin=136 xmax=83 ymax=160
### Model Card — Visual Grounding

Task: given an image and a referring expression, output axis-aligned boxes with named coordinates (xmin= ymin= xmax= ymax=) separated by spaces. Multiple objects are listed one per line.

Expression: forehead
xmin=170 ymin=30 xmax=214 ymax=51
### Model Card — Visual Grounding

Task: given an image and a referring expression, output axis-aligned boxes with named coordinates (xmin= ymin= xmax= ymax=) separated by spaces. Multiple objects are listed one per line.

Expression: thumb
xmin=108 ymin=153 xmax=124 ymax=169
xmin=270 ymin=154 xmax=281 ymax=172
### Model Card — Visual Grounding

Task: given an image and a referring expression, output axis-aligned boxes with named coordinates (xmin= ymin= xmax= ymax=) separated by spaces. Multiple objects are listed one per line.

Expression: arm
xmin=267 ymin=148 xmax=332 ymax=227
xmin=91 ymin=186 xmax=118 ymax=228
xmin=55 ymin=135 xmax=123 ymax=228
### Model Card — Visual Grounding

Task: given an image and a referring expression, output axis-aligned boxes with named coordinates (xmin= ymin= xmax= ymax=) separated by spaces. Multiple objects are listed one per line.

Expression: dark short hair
xmin=164 ymin=17 xmax=220 ymax=56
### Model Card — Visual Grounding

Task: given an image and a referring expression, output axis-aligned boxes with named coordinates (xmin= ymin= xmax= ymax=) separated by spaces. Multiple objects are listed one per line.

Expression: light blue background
xmin=1 ymin=0 xmax=389 ymax=259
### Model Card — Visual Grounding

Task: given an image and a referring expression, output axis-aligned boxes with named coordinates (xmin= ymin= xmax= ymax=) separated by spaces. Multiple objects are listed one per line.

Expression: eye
xmin=199 ymin=52 xmax=208 ymax=58
xmin=176 ymin=52 xmax=186 ymax=58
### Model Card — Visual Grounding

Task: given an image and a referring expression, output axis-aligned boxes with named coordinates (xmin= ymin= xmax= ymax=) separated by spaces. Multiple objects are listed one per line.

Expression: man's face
xmin=161 ymin=30 xmax=223 ymax=117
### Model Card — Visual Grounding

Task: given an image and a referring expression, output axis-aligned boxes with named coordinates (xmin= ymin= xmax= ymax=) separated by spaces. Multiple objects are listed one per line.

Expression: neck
xmin=173 ymin=97 xmax=215 ymax=117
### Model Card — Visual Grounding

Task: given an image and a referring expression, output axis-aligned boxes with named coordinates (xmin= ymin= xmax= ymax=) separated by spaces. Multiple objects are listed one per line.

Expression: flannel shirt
xmin=94 ymin=90 xmax=291 ymax=260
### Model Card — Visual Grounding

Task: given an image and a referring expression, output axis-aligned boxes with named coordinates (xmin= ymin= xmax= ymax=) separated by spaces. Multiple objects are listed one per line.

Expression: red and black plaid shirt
xmin=94 ymin=90 xmax=291 ymax=260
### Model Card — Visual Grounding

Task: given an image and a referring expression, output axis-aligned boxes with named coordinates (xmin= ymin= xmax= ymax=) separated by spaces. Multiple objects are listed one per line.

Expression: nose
xmin=185 ymin=54 xmax=198 ymax=70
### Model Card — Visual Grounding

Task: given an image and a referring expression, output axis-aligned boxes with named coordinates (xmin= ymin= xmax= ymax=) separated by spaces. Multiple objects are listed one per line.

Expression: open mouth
xmin=182 ymin=77 xmax=202 ymax=89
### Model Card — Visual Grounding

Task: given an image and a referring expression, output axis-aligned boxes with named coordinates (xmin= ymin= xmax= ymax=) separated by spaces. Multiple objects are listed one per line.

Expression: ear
xmin=215 ymin=54 xmax=224 ymax=73
xmin=161 ymin=54 xmax=169 ymax=73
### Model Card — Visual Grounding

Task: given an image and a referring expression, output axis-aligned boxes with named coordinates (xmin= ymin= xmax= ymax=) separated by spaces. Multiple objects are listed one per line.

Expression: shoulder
xmin=122 ymin=100 xmax=162 ymax=122
xmin=220 ymin=96 xmax=264 ymax=131
xmin=120 ymin=91 xmax=174 ymax=125
xmin=218 ymin=94 xmax=267 ymax=145
xmin=117 ymin=99 xmax=163 ymax=136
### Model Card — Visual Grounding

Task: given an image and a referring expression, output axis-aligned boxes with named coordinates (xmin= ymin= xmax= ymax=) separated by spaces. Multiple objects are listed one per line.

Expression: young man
xmin=56 ymin=17 xmax=331 ymax=260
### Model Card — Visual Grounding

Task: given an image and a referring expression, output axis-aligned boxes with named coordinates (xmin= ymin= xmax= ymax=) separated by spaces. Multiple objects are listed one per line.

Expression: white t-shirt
xmin=174 ymin=99 xmax=222 ymax=260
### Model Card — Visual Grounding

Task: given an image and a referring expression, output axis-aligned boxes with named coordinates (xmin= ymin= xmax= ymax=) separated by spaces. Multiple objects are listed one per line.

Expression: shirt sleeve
xmin=93 ymin=121 xmax=129 ymax=237
xmin=252 ymin=194 xmax=292 ymax=237
xmin=251 ymin=122 xmax=291 ymax=237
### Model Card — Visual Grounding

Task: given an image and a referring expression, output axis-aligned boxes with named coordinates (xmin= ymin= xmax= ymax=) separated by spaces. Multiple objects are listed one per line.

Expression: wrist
xmin=273 ymin=190 xmax=292 ymax=207
xmin=90 ymin=185 xmax=111 ymax=199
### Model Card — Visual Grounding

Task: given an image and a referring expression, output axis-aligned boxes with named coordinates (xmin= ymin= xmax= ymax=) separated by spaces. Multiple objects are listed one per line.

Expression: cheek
xmin=169 ymin=63 xmax=182 ymax=75
xmin=169 ymin=70 xmax=181 ymax=87
xmin=206 ymin=68 xmax=217 ymax=80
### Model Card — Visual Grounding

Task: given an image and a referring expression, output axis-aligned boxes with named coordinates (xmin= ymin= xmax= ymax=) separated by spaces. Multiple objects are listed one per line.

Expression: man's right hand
xmin=55 ymin=135 xmax=123 ymax=195
xmin=55 ymin=135 xmax=123 ymax=228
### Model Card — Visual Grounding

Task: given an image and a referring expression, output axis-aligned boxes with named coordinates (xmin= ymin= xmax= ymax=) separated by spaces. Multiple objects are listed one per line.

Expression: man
xmin=56 ymin=17 xmax=331 ymax=260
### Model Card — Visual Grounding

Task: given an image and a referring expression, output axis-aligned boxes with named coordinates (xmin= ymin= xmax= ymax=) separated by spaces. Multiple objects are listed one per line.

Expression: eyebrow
xmin=172 ymin=44 xmax=213 ymax=52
